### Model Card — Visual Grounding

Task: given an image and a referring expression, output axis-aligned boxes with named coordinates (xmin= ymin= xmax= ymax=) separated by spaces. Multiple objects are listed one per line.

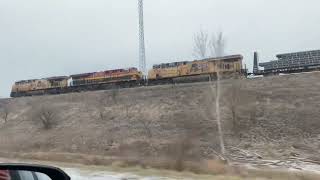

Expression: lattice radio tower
xmin=138 ymin=0 xmax=147 ymax=77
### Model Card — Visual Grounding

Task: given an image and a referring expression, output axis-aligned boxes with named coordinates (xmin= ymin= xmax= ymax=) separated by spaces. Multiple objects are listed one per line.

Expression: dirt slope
xmin=0 ymin=72 xmax=320 ymax=166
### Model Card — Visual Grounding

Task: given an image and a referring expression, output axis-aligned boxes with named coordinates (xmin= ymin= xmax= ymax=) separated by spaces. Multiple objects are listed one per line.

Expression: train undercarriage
xmin=10 ymin=72 xmax=242 ymax=98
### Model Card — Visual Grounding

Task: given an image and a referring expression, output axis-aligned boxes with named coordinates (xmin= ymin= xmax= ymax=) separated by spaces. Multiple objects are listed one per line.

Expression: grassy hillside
xmin=0 ymin=72 xmax=320 ymax=175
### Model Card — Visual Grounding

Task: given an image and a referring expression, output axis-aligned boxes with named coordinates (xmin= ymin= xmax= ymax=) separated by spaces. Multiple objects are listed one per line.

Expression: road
xmin=0 ymin=157 xmax=214 ymax=180
xmin=2 ymin=157 xmax=320 ymax=179
xmin=63 ymin=167 xmax=172 ymax=180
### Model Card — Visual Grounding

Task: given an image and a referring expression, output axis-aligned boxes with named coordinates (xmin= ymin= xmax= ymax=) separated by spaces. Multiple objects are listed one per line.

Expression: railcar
xmin=10 ymin=55 xmax=244 ymax=98
xmin=70 ymin=67 xmax=142 ymax=86
xmin=69 ymin=67 xmax=143 ymax=91
xmin=148 ymin=55 xmax=243 ymax=84
xmin=10 ymin=76 xmax=69 ymax=97
xmin=10 ymin=68 xmax=143 ymax=97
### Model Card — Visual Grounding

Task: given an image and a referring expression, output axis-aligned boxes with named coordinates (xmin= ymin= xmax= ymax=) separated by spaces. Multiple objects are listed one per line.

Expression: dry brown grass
xmin=204 ymin=159 xmax=228 ymax=174
xmin=2 ymin=73 xmax=320 ymax=179
xmin=247 ymin=169 xmax=320 ymax=180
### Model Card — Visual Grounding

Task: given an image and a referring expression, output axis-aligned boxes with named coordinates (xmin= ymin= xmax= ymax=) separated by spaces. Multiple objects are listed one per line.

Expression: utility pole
xmin=138 ymin=0 xmax=147 ymax=78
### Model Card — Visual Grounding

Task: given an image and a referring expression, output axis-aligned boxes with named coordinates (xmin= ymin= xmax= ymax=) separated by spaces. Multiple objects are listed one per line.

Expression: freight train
xmin=10 ymin=55 xmax=243 ymax=97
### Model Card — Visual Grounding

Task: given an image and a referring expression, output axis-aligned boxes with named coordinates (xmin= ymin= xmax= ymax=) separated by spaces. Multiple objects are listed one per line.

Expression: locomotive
xmin=148 ymin=55 xmax=243 ymax=83
xmin=10 ymin=54 xmax=243 ymax=97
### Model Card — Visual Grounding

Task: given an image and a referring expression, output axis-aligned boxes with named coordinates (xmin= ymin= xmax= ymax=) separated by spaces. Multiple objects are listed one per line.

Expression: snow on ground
xmin=0 ymin=157 xmax=186 ymax=180
xmin=63 ymin=167 xmax=172 ymax=180
xmin=2 ymin=157 xmax=320 ymax=179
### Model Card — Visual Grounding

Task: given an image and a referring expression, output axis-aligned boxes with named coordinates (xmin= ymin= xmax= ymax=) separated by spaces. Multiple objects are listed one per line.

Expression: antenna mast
xmin=138 ymin=0 xmax=147 ymax=77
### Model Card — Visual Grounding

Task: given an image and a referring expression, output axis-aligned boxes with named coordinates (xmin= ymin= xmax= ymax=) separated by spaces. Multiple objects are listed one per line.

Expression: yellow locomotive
xmin=10 ymin=55 xmax=244 ymax=97
xmin=11 ymin=76 xmax=69 ymax=97
xmin=70 ymin=68 xmax=142 ymax=86
xmin=10 ymin=68 xmax=143 ymax=97
xmin=148 ymin=55 xmax=243 ymax=80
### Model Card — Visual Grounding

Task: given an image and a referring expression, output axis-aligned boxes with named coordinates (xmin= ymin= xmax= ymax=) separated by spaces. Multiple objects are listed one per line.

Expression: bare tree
xmin=193 ymin=29 xmax=209 ymax=59
xmin=209 ymin=71 xmax=225 ymax=155
xmin=224 ymin=78 xmax=242 ymax=135
xmin=95 ymin=87 xmax=120 ymax=121
xmin=95 ymin=89 xmax=117 ymax=121
xmin=193 ymin=30 xmax=227 ymax=59
xmin=38 ymin=108 xmax=55 ymax=130
xmin=2 ymin=107 xmax=9 ymax=123
xmin=170 ymin=136 xmax=194 ymax=171
xmin=0 ymin=103 xmax=10 ymax=123
xmin=169 ymin=111 xmax=206 ymax=171
xmin=133 ymin=102 xmax=155 ymax=140
xmin=124 ymin=102 xmax=131 ymax=118
xmin=138 ymin=117 xmax=153 ymax=139
xmin=97 ymin=101 xmax=110 ymax=121
xmin=34 ymin=105 xmax=57 ymax=130
xmin=209 ymin=31 xmax=226 ymax=57
xmin=111 ymin=87 xmax=119 ymax=104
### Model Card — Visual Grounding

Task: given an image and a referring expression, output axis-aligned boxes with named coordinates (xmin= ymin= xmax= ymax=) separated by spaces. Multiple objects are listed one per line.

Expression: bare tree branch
xmin=2 ymin=108 xmax=9 ymax=123
xmin=33 ymin=104 xmax=57 ymax=130
xmin=209 ymin=71 xmax=225 ymax=155
xmin=110 ymin=87 xmax=119 ymax=104
xmin=224 ymin=78 xmax=243 ymax=135
xmin=0 ymin=103 xmax=10 ymax=123
xmin=39 ymin=109 xmax=55 ymax=129
xmin=139 ymin=117 xmax=153 ymax=139
xmin=209 ymin=31 xmax=226 ymax=57
xmin=95 ymin=89 xmax=118 ymax=121
xmin=193 ymin=29 xmax=209 ymax=59
xmin=193 ymin=30 xmax=226 ymax=59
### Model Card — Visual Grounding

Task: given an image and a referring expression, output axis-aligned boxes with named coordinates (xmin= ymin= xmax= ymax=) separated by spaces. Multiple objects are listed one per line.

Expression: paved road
xmin=63 ymin=167 xmax=171 ymax=180
xmin=0 ymin=157 xmax=190 ymax=180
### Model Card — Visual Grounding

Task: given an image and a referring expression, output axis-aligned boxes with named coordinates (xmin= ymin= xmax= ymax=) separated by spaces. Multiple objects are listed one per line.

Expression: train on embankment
xmin=10 ymin=54 xmax=244 ymax=97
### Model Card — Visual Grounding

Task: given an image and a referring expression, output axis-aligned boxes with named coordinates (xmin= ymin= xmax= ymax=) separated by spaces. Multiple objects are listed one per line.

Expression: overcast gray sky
xmin=1 ymin=0 xmax=319 ymax=97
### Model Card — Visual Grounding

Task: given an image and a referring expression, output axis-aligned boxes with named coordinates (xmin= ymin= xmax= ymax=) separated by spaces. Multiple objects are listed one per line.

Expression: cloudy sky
xmin=0 ymin=0 xmax=319 ymax=97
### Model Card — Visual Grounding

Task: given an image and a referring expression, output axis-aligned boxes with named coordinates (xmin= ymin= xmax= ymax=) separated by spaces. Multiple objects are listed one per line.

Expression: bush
xmin=32 ymin=104 xmax=57 ymax=130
